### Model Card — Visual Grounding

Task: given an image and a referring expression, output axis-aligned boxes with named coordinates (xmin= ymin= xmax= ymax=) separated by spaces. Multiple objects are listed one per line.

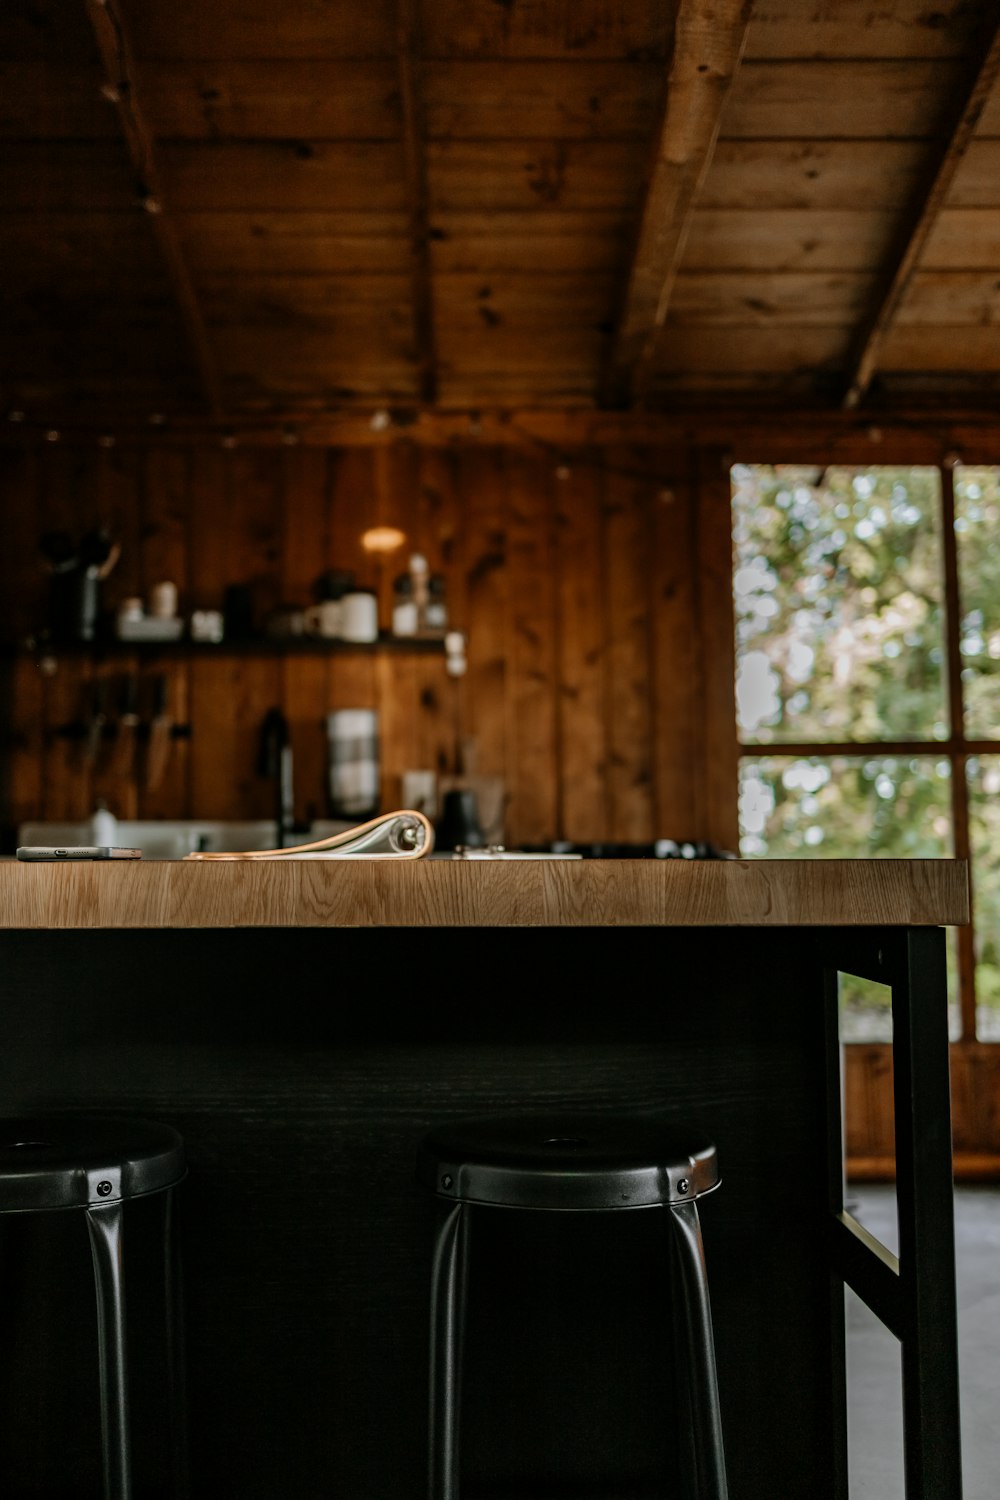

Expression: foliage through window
xmin=732 ymin=464 xmax=999 ymax=1044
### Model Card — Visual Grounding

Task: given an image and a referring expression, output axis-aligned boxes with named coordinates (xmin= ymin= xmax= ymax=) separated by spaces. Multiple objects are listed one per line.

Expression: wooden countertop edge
xmin=0 ymin=858 xmax=970 ymax=930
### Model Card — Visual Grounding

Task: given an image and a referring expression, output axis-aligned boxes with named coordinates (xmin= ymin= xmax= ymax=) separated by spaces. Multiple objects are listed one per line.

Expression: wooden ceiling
xmin=3 ymin=0 xmax=1000 ymax=422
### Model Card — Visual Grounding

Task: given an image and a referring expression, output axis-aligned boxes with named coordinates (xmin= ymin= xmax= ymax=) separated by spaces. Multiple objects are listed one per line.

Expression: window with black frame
xmin=731 ymin=462 xmax=1000 ymax=1045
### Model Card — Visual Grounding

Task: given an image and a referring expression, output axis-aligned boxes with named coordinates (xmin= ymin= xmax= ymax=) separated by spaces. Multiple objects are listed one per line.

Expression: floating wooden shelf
xmin=12 ymin=633 xmax=448 ymax=660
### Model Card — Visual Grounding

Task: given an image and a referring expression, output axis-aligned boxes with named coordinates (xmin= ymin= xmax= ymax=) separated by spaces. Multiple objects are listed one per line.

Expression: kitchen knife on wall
xmin=111 ymin=671 xmax=140 ymax=781
xmin=82 ymin=677 xmax=108 ymax=771
xmin=145 ymin=673 xmax=172 ymax=791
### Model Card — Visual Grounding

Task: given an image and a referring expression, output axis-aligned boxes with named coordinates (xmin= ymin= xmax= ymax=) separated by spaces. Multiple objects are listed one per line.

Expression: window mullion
xmin=940 ymin=460 xmax=977 ymax=1043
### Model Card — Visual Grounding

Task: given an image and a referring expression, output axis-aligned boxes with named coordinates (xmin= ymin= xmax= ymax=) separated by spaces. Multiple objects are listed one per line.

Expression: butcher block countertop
xmin=0 ymin=857 xmax=970 ymax=929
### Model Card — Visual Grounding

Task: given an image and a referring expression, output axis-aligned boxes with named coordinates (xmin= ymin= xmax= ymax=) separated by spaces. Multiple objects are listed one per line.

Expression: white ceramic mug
xmin=304 ymin=600 xmax=343 ymax=638
xmin=339 ymin=590 xmax=379 ymax=643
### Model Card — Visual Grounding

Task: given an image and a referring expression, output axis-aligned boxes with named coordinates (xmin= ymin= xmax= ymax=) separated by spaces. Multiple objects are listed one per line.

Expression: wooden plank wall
xmin=0 ymin=440 xmax=738 ymax=851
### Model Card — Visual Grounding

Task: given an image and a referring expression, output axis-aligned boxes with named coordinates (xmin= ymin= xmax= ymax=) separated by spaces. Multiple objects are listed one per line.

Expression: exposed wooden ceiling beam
xmin=85 ymin=0 xmax=223 ymax=416
xmin=600 ymin=0 xmax=753 ymax=409
xmin=396 ymin=0 xmax=437 ymax=406
xmin=842 ymin=17 xmax=1000 ymax=411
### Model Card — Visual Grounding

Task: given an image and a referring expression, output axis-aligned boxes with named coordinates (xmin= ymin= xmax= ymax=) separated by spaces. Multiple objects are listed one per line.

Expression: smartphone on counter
xmin=16 ymin=847 xmax=143 ymax=861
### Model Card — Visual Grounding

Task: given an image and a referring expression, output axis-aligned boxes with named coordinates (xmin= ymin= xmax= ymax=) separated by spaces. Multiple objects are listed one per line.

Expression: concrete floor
xmin=846 ymin=1185 xmax=1000 ymax=1499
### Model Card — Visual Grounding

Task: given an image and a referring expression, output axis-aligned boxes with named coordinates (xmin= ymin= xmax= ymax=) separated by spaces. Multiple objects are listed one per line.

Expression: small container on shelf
xmin=149 ymin=580 xmax=178 ymax=620
xmin=190 ymin=609 xmax=225 ymax=644
xmin=425 ymin=574 xmax=448 ymax=634
xmin=116 ymin=614 xmax=185 ymax=642
xmin=409 ymin=553 xmax=430 ymax=632
xmin=116 ymin=597 xmax=144 ymax=635
xmin=392 ymin=573 xmax=417 ymax=637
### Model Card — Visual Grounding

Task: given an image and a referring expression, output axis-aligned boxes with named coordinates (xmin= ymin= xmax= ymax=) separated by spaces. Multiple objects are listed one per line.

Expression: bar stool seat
xmin=417 ymin=1111 xmax=728 ymax=1500
xmin=0 ymin=1115 xmax=188 ymax=1500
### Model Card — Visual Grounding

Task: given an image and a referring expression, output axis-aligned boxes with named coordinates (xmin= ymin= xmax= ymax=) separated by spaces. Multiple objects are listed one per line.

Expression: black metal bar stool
xmin=417 ymin=1111 xmax=728 ymax=1500
xmin=0 ymin=1115 xmax=188 ymax=1500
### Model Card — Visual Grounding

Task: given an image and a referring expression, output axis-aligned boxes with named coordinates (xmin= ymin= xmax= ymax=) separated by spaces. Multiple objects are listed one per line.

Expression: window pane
xmin=732 ymin=465 xmax=947 ymax=743
xmin=967 ymin=756 xmax=1000 ymax=1040
xmin=840 ymin=971 xmax=893 ymax=1045
xmin=738 ymin=755 xmax=953 ymax=859
xmin=954 ymin=467 xmax=1000 ymax=739
xmin=742 ymin=755 xmax=959 ymax=1040
xmin=837 ymin=942 xmax=960 ymax=1043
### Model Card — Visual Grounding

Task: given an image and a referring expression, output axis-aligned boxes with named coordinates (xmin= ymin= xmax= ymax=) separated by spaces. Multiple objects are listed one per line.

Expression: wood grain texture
xmin=131 ymin=0 xmax=399 ymax=60
xmin=0 ymin=447 xmax=44 ymax=646
xmin=694 ymin=449 xmax=740 ymax=854
xmin=843 ymin=1042 xmax=1000 ymax=1163
xmin=0 ymin=856 xmax=970 ymax=930
xmin=5 ymin=0 xmax=1000 ymax=414
xmin=603 ymin=0 xmax=752 ymax=401
xmin=458 ymin=446 xmax=510 ymax=807
xmin=420 ymin=0 xmax=673 ymax=60
xmin=85 ymin=0 xmax=224 ymax=414
xmin=842 ymin=18 xmax=1000 ymax=408
xmin=553 ymin=457 xmax=608 ymax=841
xmin=504 ymin=450 xmax=558 ymax=844
xmin=699 ymin=140 xmax=928 ymax=211
xmin=743 ymin=1 xmax=981 ymax=61
xmin=722 ymin=59 xmax=962 ymax=140
xmin=648 ymin=460 xmax=701 ymax=836
xmin=602 ymin=449 xmax=655 ymax=840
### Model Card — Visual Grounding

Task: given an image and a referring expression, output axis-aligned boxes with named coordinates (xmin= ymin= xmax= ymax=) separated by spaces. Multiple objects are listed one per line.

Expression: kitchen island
xmin=0 ymin=858 xmax=968 ymax=1499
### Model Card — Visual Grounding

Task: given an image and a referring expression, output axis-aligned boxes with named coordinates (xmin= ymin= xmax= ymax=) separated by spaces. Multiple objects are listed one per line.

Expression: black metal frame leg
xmin=87 ymin=1198 xmax=132 ymax=1500
xmin=822 ymin=927 xmax=963 ymax=1500
xmin=164 ymin=1186 xmax=191 ymax=1498
xmin=428 ymin=1200 xmax=467 ymax=1500
xmin=668 ymin=1199 xmax=729 ymax=1500
xmin=893 ymin=928 xmax=963 ymax=1499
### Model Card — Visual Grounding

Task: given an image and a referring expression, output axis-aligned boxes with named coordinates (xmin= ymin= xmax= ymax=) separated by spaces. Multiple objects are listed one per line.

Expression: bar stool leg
xmin=429 ymin=1200 xmax=467 ymax=1500
xmin=164 ymin=1187 xmax=190 ymax=1498
xmin=86 ymin=1199 xmax=132 ymax=1500
xmin=668 ymin=1227 xmax=699 ymax=1500
xmin=667 ymin=1200 xmax=728 ymax=1500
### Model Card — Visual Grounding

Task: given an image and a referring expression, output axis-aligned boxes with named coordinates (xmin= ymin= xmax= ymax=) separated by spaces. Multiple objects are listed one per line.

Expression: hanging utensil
xmin=111 ymin=671 xmax=140 ymax=781
xmin=145 ymin=674 xmax=173 ymax=791
xmin=82 ymin=677 xmax=109 ymax=771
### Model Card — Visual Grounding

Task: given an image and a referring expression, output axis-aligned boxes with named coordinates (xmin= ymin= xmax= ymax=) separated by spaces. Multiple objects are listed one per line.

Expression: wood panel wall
xmin=0 ymin=439 xmax=738 ymax=850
